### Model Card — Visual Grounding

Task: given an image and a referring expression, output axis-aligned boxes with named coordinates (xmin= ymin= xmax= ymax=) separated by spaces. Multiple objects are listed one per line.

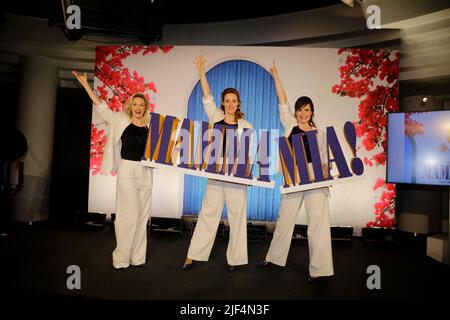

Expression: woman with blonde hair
xmin=73 ymin=71 xmax=153 ymax=270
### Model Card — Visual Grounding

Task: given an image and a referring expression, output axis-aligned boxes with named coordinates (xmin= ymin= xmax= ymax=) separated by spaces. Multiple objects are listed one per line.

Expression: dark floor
xmin=0 ymin=220 xmax=449 ymax=302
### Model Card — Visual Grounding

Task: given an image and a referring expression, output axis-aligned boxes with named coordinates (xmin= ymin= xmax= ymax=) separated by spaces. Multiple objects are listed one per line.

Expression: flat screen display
xmin=387 ymin=110 xmax=450 ymax=186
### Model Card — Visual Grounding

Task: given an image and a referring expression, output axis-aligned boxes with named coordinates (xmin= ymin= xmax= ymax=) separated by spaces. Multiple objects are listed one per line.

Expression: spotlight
xmin=340 ymin=0 xmax=364 ymax=7
xmin=420 ymin=96 xmax=429 ymax=107
xmin=340 ymin=0 xmax=356 ymax=7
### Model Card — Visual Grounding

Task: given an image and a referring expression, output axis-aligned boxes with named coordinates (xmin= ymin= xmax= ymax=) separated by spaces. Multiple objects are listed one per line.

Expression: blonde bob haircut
xmin=124 ymin=92 xmax=151 ymax=123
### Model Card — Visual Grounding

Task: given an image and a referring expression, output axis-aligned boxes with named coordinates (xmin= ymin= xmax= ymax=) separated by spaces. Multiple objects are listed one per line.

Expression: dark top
xmin=214 ymin=119 xmax=238 ymax=157
xmin=120 ymin=123 xmax=148 ymax=161
xmin=288 ymin=126 xmax=312 ymax=163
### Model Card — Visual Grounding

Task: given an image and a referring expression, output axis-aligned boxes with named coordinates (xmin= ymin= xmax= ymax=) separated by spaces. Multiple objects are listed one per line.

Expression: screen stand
xmin=426 ymin=188 xmax=449 ymax=265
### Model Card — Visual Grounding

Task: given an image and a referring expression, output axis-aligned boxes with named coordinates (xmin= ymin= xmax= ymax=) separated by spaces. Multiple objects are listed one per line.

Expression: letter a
xmin=366 ymin=265 xmax=381 ymax=290
xmin=66 ymin=5 xmax=81 ymax=30
xmin=66 ymin=265 xmax=81 ymax=290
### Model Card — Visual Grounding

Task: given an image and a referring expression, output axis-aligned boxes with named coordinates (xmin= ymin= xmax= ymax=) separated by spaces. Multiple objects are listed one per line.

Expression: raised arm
xmin=72 ymin=70 xmax=116 ymax=123
xmin=194 ymin=55 xmax=211 ymax=98
xmin=269 ymin=62 xmax=287 ymax=105
xmin=72 ymin=70 xmax=102 ymax=106
xmin=270 ymin=62 xmax=296 ymax=130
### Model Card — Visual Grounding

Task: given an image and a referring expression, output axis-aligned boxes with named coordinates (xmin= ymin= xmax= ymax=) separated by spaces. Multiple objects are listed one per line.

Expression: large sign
xmin=141 ymin=112 xmax=365 ymax=193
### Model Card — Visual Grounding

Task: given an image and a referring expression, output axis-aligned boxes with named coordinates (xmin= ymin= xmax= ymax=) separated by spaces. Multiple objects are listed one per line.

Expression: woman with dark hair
xmin=182 ymin=55 xmax=253 ymax=272
xmin=73 ymin=71 xmax=153 ymax=270
xmin=259 ymin=63 xmax=334 ymax=283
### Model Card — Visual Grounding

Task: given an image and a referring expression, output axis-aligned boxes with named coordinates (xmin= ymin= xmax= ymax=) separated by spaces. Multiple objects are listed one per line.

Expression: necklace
xmin=132 ymin=118 xmax=146 ymax=127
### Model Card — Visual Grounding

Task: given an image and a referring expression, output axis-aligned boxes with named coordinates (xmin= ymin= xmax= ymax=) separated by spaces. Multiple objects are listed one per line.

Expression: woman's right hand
xmin=72 ymin=70 xmax=89 ymax=88
xmin=193 ymin=54 xmax=207 ymax=72
xmin=72 ymin=70 xmax=101 ymax=106
xmin=269 ymin=61 xmax=279 ymax=79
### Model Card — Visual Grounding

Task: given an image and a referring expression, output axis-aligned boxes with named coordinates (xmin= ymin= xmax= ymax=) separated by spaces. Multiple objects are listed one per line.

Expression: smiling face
xmin=222 ymin=92 xmax=239 ymax=116
xmin=130 ymin=96 xmax=146 ymax=120
xmin=295 ymin=103 xmax=313 ymax=126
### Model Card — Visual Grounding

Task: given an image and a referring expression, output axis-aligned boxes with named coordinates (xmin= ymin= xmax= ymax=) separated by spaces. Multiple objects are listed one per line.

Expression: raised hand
xmin=270 ymin=61 xmax=287 ymax=105
xmin=72 ymin=70 xmax=101 ymax=106
xmin=72 ymin=70 xmax=89 ymax=88
xmin=193 ymin=54 xmax=211 ymax=98
xmin=193 ymin=54 xmax=207 ymax=72
xmin=269 ymin=61 xmax=279 ymax=79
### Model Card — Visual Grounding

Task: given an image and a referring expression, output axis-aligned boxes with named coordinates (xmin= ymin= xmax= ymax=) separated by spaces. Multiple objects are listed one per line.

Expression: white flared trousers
xmin=113 ymin=159 xmax=153 ymax=269
xmin=266 ymin=188 xmax=334 ymax=277
xmin=187 ymin=179 xmax=248 ymax=266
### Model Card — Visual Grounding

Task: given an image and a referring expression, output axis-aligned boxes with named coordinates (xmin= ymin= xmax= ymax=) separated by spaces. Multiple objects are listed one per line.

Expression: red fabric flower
xmin=373 ymin=178 xmax=385 ymax=191
xmin=332 ymin=48 xmax=399 ymax=229
xmin=363 ymin=157 xmax=374 ymax=167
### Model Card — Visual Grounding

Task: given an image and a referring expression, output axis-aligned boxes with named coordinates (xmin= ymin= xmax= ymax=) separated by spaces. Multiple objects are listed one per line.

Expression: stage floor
xmin=0 ymin=221 xmax=449 ymax=300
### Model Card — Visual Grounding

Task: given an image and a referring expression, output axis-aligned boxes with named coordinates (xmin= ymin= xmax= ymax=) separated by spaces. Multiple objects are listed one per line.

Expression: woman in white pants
xmin=260 ymin=63 xmax=334 ymax=282
xmin=73 ymin=71 xmax=153 ymax=270
xmin=182 ymin=55 xmax=253 ymax=272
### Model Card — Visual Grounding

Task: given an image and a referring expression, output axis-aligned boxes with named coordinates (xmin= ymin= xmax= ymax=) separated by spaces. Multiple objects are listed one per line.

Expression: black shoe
xmin=226 ymin=264 xmax=236 ymax=273
xmin=131 ymin=263 xmax=147 ymax=268
xmin=114 ymin=266 xmax=128 ymax=271
xmin=307 ymin=275 xmax=332 ymax=284
xmin=257 ymin=260 xmax=270 ymax=267
xmin=182 ymin=261 xmax=195 ymax=271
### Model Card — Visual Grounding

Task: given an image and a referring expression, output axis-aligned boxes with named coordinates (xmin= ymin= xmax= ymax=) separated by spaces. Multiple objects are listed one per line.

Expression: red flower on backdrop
xmin=372 ymin=177 xmax=385 ymax=191
xmin=90 ymin=125 xmax=107 ymax=175
xmin=332 ymin=48 xmax=399 ymax=228
xmin=90 ymin=45 xmax=174 ymax=175
xmin=363 ymin=157 xmax=374 ymax=167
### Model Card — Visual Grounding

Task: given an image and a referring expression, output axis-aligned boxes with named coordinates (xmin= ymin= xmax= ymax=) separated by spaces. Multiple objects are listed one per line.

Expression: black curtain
xmin=50 ymin=87 xmax=92 ymax=224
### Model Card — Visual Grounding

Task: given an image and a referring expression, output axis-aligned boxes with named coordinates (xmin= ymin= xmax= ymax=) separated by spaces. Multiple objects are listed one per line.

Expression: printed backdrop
xmin=88 ymin=46 xmax=399 ymax=235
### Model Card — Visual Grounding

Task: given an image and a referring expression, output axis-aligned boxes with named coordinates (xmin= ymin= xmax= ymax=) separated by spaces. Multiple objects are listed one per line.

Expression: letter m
xmin=144 ymin=112 xmax=180 ymax=164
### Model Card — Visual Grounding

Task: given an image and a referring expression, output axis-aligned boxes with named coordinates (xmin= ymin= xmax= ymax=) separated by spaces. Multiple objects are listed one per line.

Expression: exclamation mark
xmin=344 ymin=121 xmax=364 ymax=176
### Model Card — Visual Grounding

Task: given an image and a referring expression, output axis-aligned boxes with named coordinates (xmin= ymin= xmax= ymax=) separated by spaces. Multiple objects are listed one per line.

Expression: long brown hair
xmin=220 ymin=88 xmax=245 ymax=122
xmin=294 ymin=96 xmax=316 ymax=128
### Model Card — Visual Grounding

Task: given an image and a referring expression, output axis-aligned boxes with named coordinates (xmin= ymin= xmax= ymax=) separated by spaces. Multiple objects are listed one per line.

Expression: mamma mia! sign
xmin=141 ymin=112 xmax=365 ymax=193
